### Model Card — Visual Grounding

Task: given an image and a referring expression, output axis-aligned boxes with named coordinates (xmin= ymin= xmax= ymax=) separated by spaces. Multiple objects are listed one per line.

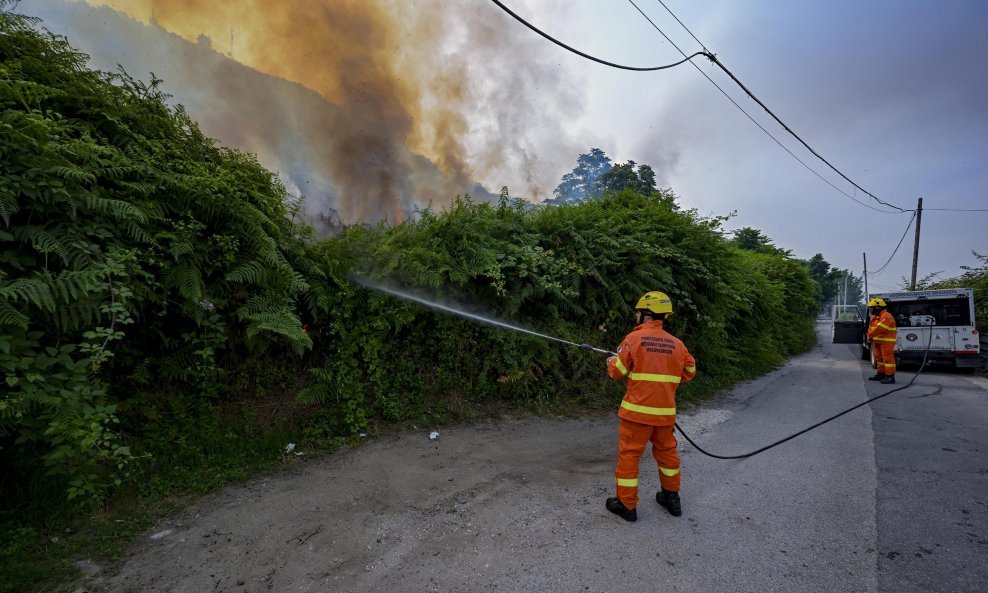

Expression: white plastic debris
xmin=284 ymin=443 xmax=296 ymax=454
xmin=359 ymin=433 xmax=368 ymax=438
xmin=150 ymin=529 xmax=174 ymax=540
xmin=428 ymin=431 xmax=440 ymax=440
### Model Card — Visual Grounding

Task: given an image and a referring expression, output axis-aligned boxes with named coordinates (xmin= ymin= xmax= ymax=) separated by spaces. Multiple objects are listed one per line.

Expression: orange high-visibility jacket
xmin=607 ymin=320 xmax=696 ymax=426
xmin=867 ymin=310 xmax=897 ymax=343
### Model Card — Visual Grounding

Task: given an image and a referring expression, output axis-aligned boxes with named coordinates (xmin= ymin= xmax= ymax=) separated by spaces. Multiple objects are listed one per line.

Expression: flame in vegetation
xmin=83 ymin=0 xmax=583 ymax=223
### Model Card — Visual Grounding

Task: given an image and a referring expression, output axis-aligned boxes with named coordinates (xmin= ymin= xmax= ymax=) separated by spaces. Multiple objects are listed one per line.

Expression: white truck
xmin=838 ymin=288 xmax=981 ymax=372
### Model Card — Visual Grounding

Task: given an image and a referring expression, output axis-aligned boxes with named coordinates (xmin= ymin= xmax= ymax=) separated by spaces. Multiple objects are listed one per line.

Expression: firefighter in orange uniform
xmin=605 ymin=291 xmax=696 ymax=522
xmin=866 ymin=297 xmax=897 ymax=384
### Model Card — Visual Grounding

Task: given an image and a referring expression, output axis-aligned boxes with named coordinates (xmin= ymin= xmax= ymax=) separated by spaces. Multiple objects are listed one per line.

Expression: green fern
xmin=82 ymin=194 xmax=149 ymax=224
xmin=0 ymin=299 xmax=29 ymax=329
xmin=244 ymin=307 xmax=311 ymax=354
xmin=1 ymin=277 xmax=56 ymax=312
xmin=225 ymin=259 xmax=267 ymax=285
xmin=12 ymin=226 xmax=68 ymax=264
xmin=295 ymin=381 xmax=334 ymax=405
xmin=0 ymin=188 xmax=18 ymax=226
xmin=167 ymin=263 xmax=203 ymax=302
xmin=49 ymin=164 xmax=97 ymax=185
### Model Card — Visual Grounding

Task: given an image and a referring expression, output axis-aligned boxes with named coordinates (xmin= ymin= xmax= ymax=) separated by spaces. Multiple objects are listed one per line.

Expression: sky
xmin=22 ymin=0 xmax=988 ymax=288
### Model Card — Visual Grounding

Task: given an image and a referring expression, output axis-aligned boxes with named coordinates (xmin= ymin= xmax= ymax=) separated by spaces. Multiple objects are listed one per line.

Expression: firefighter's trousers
xmin=873 ymin=342 xmax=896 ymax=376
xmin=615 ymin=418 xmax=680 ymax=510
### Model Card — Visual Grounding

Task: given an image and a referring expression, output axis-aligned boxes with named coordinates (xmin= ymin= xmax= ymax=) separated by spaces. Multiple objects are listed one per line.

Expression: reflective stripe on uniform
xmin=621 ymin=400 xmax=676 ymax=416
xmin=877 ymin=323 xmax=895 ymax=331
xmin=614 ymin=358 xmax=629 ymax=376
xmin=873 ymin=337 xmax=897 ymax=342
xmin=628 ymin=372 xmax=681 ymax=383
xmin=659 ymin=467 xmax=680 ymax=477
xmin=616 ymin=477 xmax=638 ymax=487
xmin=684 ymin=366 xmax=696 ymax=373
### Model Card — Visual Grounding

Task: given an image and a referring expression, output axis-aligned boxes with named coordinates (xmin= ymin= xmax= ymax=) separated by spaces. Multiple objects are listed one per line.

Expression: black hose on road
xmin=672 ymin=329 xmax=935 ymax=460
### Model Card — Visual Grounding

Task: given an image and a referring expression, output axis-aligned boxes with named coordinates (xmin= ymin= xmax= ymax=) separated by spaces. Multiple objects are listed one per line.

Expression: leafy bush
xmin=297 ymin=191 xmax=818 ymax=424
xmin=1 ymin=10 xmax=320 ymax=500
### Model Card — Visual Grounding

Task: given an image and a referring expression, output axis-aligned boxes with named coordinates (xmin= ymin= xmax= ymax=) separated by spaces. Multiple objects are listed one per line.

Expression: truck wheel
xmin=860 ymin=345 xmax=870 ymax=361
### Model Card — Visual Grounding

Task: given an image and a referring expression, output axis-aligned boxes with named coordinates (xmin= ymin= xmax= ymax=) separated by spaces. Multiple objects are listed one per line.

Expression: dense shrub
xmin=0 ymin=11 xmax=321 ymax=500
xmin=298 ymin=191 xmax=818 ymax=428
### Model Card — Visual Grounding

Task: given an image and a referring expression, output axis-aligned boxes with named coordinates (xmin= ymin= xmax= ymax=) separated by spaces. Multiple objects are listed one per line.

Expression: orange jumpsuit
xmin=867 ymin=309 xmax=897 ymax=377
xmin=607 ymin=320 xmax=696 ymax=510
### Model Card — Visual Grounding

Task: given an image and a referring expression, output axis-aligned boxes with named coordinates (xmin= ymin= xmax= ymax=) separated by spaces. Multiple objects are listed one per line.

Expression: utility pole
xmin=910 ymin=197 xmax=923 ymax=290
xmin=863 ymin=252 xmax=869 ymax=302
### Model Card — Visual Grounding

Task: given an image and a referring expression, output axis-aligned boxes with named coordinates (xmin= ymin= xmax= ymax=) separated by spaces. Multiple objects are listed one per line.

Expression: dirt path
xmin=93 ymin=324 xmax=884 ymax=593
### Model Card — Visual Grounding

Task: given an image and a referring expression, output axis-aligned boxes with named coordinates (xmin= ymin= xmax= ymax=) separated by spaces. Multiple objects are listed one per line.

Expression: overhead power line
xmin=488 ymin=0 xmax=709 ymax=71
xmin=624 ymin=2 xmax=896 ymax=214
xmin=923 ymin=207 xmax=988 ymax=212
xmin=490 ymin=0 xmax=912 ymax=214
xmin=630 ymin=0 xmax=910 ymax=213
xmin=654 ymin=0 xmax=709 ymax=52
xmin=870 ymin=211 xmax=916 ymax=276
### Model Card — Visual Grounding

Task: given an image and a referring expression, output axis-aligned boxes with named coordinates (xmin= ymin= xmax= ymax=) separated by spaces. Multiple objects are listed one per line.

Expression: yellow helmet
xmin=635 ymin=291 xmax=674 ymax=315
xmin=867 ymin=297 xmax=887 ymax=308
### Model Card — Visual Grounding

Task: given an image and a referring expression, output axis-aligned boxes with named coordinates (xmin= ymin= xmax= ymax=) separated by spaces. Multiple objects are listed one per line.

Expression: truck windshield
xmin=888 ymin=297 xmax=972 ymax=327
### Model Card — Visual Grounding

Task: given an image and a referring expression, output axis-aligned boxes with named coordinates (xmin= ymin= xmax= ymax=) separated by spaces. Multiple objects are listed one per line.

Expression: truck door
xmin=832 ymin=305 xmax=865 ymax=344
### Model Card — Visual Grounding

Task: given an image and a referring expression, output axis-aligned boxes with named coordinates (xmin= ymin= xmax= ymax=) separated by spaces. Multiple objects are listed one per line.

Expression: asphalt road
xmin=864 ymin=343 xmax=988 ymax=592
xmin=94 ymin=322 xmax=987 ymax=593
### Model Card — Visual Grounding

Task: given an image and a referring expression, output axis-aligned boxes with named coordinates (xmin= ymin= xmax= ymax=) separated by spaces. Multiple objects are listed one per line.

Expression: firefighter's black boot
xmin=868 ymin=373 xmax=883 ymax=381
xmin=656 ymin=489 xmax=682 ymax=517
xmin=880 ymin=375 xmax=896 ymax=385
xmin=605 ymin=497 xmax=637 ymax=522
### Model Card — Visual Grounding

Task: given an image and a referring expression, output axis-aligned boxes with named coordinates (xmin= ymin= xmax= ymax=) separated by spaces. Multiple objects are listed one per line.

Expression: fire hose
xmin=579 ymin=328 xmax=934 ymax=460
xmin=355 ymin=278 xmax=935 ymax=460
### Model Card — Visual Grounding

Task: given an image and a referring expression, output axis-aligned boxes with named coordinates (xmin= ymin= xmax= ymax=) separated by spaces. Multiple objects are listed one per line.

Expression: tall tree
xmin=550 ymin=148 xmax=612 ymax=204
xmin=600 ymin=160 xmax=658 ymax=195
xmin=829 ymin=268 xmax=864 ymax=305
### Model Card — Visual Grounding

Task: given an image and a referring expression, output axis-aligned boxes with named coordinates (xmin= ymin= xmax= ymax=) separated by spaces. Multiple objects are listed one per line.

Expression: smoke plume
xmin=60 ymin=0 xmax=584 ymax=224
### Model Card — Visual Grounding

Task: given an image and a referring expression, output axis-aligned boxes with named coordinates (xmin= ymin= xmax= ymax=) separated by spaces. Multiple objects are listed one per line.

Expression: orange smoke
xmin=82 ymin=0 xmax=582 ymax=223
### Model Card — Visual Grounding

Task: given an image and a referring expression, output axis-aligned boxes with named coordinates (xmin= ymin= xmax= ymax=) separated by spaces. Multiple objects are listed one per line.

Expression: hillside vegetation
xmin=1 ymin=11 xmax=818 ymax=592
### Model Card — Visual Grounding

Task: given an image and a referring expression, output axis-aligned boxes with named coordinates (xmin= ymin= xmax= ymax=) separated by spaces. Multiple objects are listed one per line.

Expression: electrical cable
xmin=625 ymin=3 xmax=900 ymax=214
xmin=675 ymin=319 xmax=934 ymax=459
xmin=869 ymin=211 xmax=917 ymax=277
xmin=923 ymin=208 xmax=988 ymax=212
xmin=628 ymin=0 xmax=897 ymax=214
xmin=640 ymin=0 xmax=910 ymax=212
xmin=489 ymin=0 xmax=906 ymax=214
xmin=487 ymin=0 xmax=710 ymax=72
